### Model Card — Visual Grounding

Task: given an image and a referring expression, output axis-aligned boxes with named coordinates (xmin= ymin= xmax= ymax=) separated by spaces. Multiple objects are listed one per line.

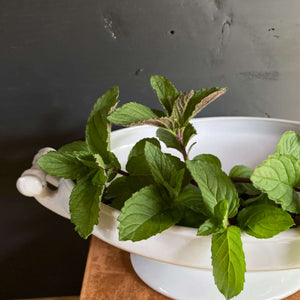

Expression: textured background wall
xmin=1 ymin=0 xmax=299 ymax=298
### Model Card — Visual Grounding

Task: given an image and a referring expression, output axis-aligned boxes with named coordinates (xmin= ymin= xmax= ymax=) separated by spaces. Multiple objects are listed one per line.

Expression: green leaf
xmin=237 ymin=204 xmax=295 ymax=238
xmin=176 ymin=208 xmax=207 ymax=228
xmin=212 ymin=226 xmax=246 ymax=300
xmin=37 ymin=151 xmax=89 ymax=180
xmin=241 ymin=193 xmax=277 ymax=207
xmin=276 ymin=131 xmax=300 ymax=160
xmin=175 ymin=185 xmax=208 ymax=215
xmin=251 ymin=154 xmax=300 ymax=210
xmin=285 ymin=190 xmax=300 ymax=214
xmin=156 ymin=128 xmax=181 ymax=152
xmin=70 ymin=175 xmax=105 ymax=239
xmin=151 ymin=109 xmax=166 ymax=117
xmin=150 ymin=75 xmax=179 ymax=115
xmin=171 ymin=90 xmax=194 ymax=125
xmin=104 ymin=175 xmax=154 ymax=210
xmin=186 ymin=159 xmax=239 ymax=217
xmin=92 ymin=168 xmax=108 ymax=187
xmin=197 ymin=199 xmax=228 ymax=236
xmin=118 ymin=185 xmax=182 ymax=241
xmin=184 ymin=88 xmax=226 ymax=121
xmin=197 ymin=219 xmax=218 ymax=236
xmin=73 ymin=151 xmax=99 ymax=169
xmin=184 ymin=88 xmax=227 ymax=121
xmin=126 ymin=138 xmax=161 ymax=175
xmin=107 ymin=102 xmax=158 ymax=126
xmin=144 ymin=142 xmax=181 ymax=196
xmin=156 ymin=124 xmax=197 ymax=154
xmin=229 ymin=165 xmax=260 ymax=196
xmin=58 ymin=141 xmax=88 ymax=153
xmin=182 ymin=123 xmax=197 ymax=147
xmin=192 ymin=154 xmax=222 ymax=169
xmin=86 ymin=87 xmax=119 ymax=163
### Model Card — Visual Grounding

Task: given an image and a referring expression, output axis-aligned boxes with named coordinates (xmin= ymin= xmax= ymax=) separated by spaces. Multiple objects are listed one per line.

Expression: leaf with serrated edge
xmin=150 ymin=75 xmax=179 ymax=115
xmin=237 ymin=204 xmax=295 ymax=238
xmin=182 ymin=123 xmax=197 ymax=147
xmin=251 ymin=154 xmax=300 ymax=210
xmin=107 ymin=102 xmax=158 ymax=126
xmin=156 ymin=128 xmax=181 ymax=152
xmin=175 ymin=185 xmax=208 ymax=215
xmin=192 ymin=154 xmax=222 ymax=169
xmin=118 ymin=185 xmax=182 ymax=241
xmin=212 ymin=226 xmax=246 ymax=300
xmin=37 ymin=151 xmax=89 ymax=180
xmin=86 ymin=87 xmax=119 ymax=163
xmin=190 ymin=88 xmax=226 ymax=119
xmin=126 ymin=138 xmax=161 ymax=175
xmin=70 ymin=176 xmax=105 ymax=239
xmin=58 ymin=141 xmax=88 ymax=153
xmin=276 ymin=131 xmax=300 ymax=160
xmin=171 ymin=90 xmax=194 ymax=125
xmin=283 ymin=190 xmax=300 ymax=214
xmin=197 ymin=199 xmax=228 ymax=236
xmin=144 ymin=142 xmax=179 ymax=195
xmin=186 ymin=159 xmax=239 ymax=217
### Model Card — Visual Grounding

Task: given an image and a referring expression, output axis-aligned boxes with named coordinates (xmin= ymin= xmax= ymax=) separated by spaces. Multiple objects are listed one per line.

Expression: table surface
xmin=80 ymin=236 xmax=300 ymax=300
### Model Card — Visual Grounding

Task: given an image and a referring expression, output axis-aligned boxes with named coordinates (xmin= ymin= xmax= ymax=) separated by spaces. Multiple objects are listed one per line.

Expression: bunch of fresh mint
xmin=37 ymin=75 xmax=300 ymax=299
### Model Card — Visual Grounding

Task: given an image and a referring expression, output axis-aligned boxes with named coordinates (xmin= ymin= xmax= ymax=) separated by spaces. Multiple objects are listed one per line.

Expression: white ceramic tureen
xmin=17 ymin=117 xmax=300 ymax=300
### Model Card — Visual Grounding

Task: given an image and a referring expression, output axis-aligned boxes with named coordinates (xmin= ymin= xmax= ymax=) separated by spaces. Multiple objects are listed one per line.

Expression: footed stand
xmin=130 ymin=254 xmax=300 ymax=300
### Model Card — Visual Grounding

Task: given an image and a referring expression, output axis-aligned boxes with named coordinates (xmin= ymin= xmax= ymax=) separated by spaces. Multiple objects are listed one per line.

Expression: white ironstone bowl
xmin=17 ymin=117 xmax=300 ymax=299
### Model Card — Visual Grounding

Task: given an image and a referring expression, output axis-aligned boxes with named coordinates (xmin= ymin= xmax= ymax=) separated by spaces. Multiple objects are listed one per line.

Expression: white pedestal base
xmin=130 ymin=254 xmax=300 ymax=300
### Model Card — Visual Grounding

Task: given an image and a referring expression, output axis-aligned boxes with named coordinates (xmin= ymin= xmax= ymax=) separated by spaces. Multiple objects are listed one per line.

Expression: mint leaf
xmin=183 ymin=88 xmax=226 ymax=122
xmin=150 ymin=75 xmax=179 ymax=115
xmin=156 ymin=123 xmax=197 ymax=154
xmin=177 ymin=208 xmax=207 ymax=228
xmin=151 ymin=109 xmax=166 ymax=117
xmin=212 ymin=226 xmax=246 ymax=300
xmin=175 ymin=185 xmax=206 ymax=212
xmin=118 ymin=185 xmax=182 ymax=241
xmin=285 ymin=190 xmax=300 ymax=214
xmin=241 ymin=193 xmax=277 ymax=207
xmin=107 ymin=102 xmax=158 ymax=126
xmin=144 ymin=142 xmax=182 ymax=196
xmin=171 ymin=90 xmax=194 ymax=125
xmin=92 ymin=168 xmax=108 ymax=187
xmin=105 ymin=175 xmax=154 ymax=210
xmin=86 ymin=87 xmax=119 ymax=163
xmin=126 ymin=138 xmax=161 ymax=175
xmin=70 ymin=175 xmax=105 ymax=239
xmin=197 ymin=199 xmax=228 ymax=236
xmin=251 ymin=154 xmax=300 ymax=211
xmin=276 ymin=131 xmax=300 ymax=160
xmin=73 ymin=151 xmax=99 ymax=169
xmin=237 ymin=204 xmax=295 ymax=238
xmin=156 ymin=128 xmax=182 ymax=152
xmin=229 ymin=165 xmax=260 ymax=196
xmin=186 ymin=159 xmax=239 ymax=217
xmin=192 ymin=153 xmax=222 ymax=169
xmin=182 ymin=123 xmax=197 ymax=147
xmin=58 ymin=141 xmax=88 ymax=153
xmin=37 ymin=151 xmax=89 ymax=180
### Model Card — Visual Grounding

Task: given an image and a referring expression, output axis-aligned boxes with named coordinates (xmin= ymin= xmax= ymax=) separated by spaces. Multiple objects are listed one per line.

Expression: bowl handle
xmin=16 ymin=148 xmax=72 ymax=219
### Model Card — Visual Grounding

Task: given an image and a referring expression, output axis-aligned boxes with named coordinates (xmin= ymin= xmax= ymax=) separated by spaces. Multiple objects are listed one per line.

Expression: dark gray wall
xmin=1 ymin=0 xmax=299 ymax=298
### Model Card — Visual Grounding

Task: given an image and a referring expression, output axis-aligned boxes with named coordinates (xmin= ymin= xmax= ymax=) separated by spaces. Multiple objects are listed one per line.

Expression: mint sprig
xmin=36 ymin=75 xmax=300 ymax=300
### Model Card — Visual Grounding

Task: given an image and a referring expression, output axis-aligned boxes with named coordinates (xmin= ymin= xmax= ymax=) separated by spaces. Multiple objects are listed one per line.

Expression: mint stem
xmin=116 ymin=169 xmax=130 ymax=177
xmin=176 ymin=130 xmax=188 ymax=161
